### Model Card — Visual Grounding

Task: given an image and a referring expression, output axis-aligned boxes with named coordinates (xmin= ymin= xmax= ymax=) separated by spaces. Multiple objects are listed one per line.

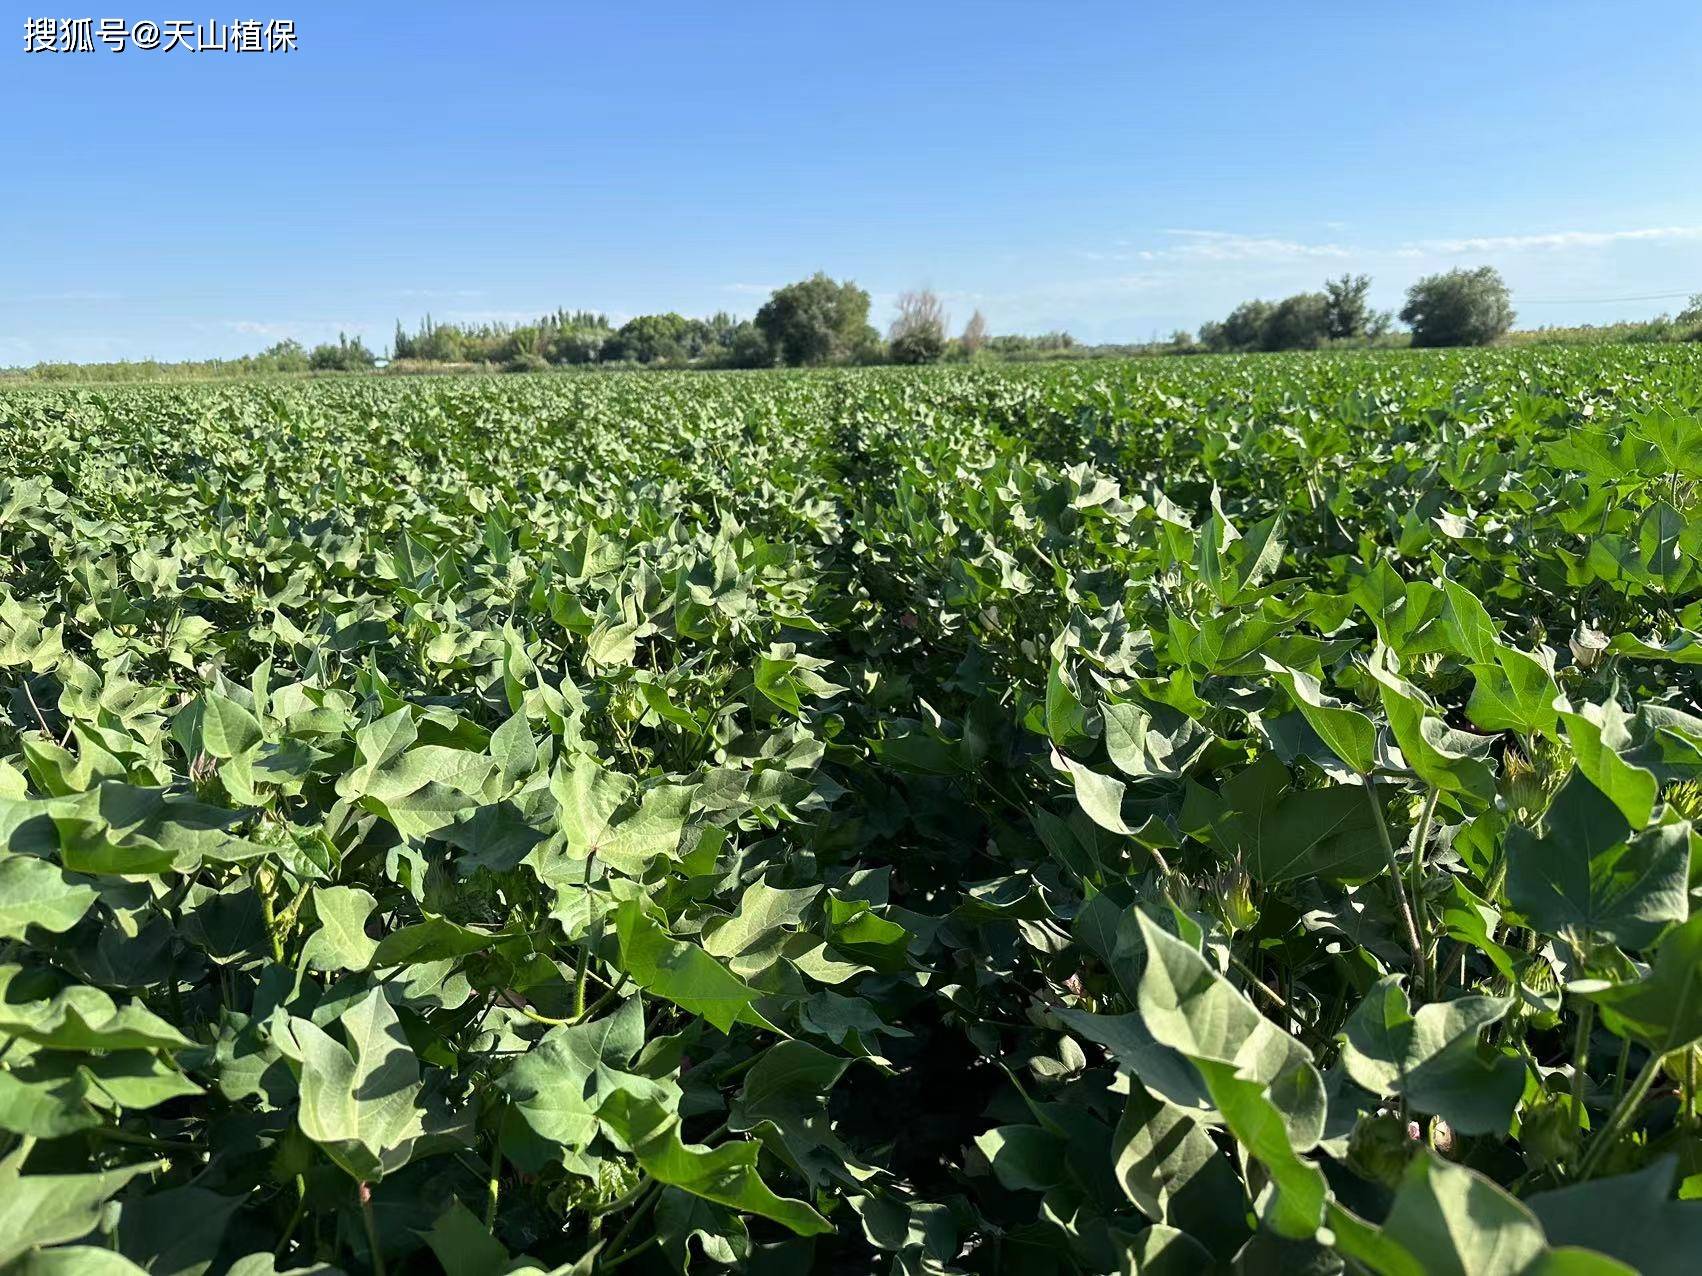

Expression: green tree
xmin=1399 ymin=267 xmax=1515 ymax=347
xmin=308 ymin=333 xmax=377 ymax=371
xmin=1261 ymin=292 xmax=1331 ymax=351
xmin=256 ymin=339 xmax=309 ymax=373
xmin=1324 ymin=273 xmax=1373 ymax=339
xmin=611 ymin=313 xmax=693 ymax=363
xmin=754 ymin=273 xmax=872 ymax=366
xmin=1219 ymin=300 xmax=1275 ymax=352
xmin=723 ymin=324 xmax=777 ymax=369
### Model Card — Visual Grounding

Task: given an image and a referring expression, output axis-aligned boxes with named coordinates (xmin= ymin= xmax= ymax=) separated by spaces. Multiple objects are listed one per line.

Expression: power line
xmin=1521 ymin=289 xmax=1697 ymax=305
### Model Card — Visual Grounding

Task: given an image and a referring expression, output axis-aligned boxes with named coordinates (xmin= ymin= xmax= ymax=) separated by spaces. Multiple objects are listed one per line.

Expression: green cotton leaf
xmin=270 ymin=987 xmax=423 ymax=1181
xmin=1225 ymin=513 xmax=1285 ymax=604
xmin=1607 ymin=630 xmax=1702 ymax=664
xmin=1368 ymin=649 xmax=1497 ymax=806
xmin=1329 ymin=1152 xmax=1636 ymax=1276
xmin=702 ymin=881 xmax=822 ymax=964
xmin=585 ymin=616 xmax=640 ymax=668
xmin=337 ymin=709 xmax=418 ymax=798
xmin=655 ymin=1187 xmax=750 ymax=1274
xmin=0 ymin=1052 xmax=196 ymax=1125
xmin=595 ymin=1091 xmax=832 ymax=1237
xmin=974 ymin=1125 xmax=1067 ymax=1192
xmin=821 ymin=892 xmax=909 ymax=971
xmin=1338 ymin=977 xmax=1523 ymax=1134
xmin=0 ymin=966 xmax=190 ymax=1051
xmin=200 ymin=690 xmax=263 ymax=759
xmin=1438 ymin=578 xmax=1501 ymax=667
xmin=79 ymin=1051 xmax=203 ymax=1111
xmin=613 ymin=898 xmax=777 ymax=1034
xmin=1506 ymin=770 xmax=1690 ymax=949
xmin=1192 ymin=491 xmax=1241 ymax=602
xmin=1119 ymin=1226 xmax=1216 ymax=1276
xmin=1182 ymin=753 xmax=1388 ymax=885
xmin=422 ymin=1199 xmax=511 ymax=1276
xmin=1111 ymin=1085 xmax=1248 ymax=1259
xmin=0 ymin=1061 xmax=101 ymax=1138
xmin=1441 ymin=880 xmax=1521 ymax=985
xmin=0 ymin=854 xmax=98 ymax=940
xmin=1045 ymin=660 xmax=1096 ymax=752
xmin=299 ymin=885 xmax=380 ymax=973
xmin=551 ymin=757 xmax=695 ymax=876
xmin=1194 ymin=1057 xmax=1328 ymax=1241
xmin=370 ymin=914 xmax=496 ymax=968
xmin=8 ymin=1248 xmax=153 ymax=1275
xmin=115 ymin=1182 xmax=245 ymax=1276
xmin=1527 ymin=1157 xmax=1702 ymax=1276
xmin=729 ymin=1040 xmax=851 ymax=1132
xmin=36 ymin=782 xmax=264 ymax=875
xmin=1133 ymin=910 xmax=1325 ymax=1147
xmin=500 ymin=996 xmax=667 ymax=1161
xmin=1055 ymin=1007 xmax=1212 ymax=1119
xmin=1101 ymin=699 xmax=1212 ymax=782
xmin=0 ymin=1151 xmax=163 ymax=1267
xmin=1558 ymin=699 xmax=1659 ymax=830
xmin=1055 ymin=751 xmax=1134 ymax=835
xmin=1466 ymin=644 xmax=1560 ymax=739
xmin=1637 ymin=501 xmax=1693 ymax=593
xmin=1265 ymin=661 xmax=1378 ymax=776
xmin=1575 ymin=912 xmax=1702 ymax=1054
xmin=488 ymin=712 xmax=541 ymax=789
xmin=354 ymin=745 xmax=497 ymax=806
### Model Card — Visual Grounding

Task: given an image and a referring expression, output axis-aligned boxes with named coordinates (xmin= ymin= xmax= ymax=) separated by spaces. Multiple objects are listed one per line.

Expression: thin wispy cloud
xmin=230 ymin=320 xmax=375 ymax=341
xmin=1405 ymin=226 xmax=1702 ymax=255
xmin=1146 ymin=230 xmax=1355 ymax=262
xmin=1094 ymin=223 xmax=1702 ymax=267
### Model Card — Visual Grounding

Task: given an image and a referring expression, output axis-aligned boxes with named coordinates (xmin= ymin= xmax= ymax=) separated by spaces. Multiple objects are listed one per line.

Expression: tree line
xmin=349 ymin=266 xmax=1520 ymax=371
xmin=18 ymin=268 xmax=1699 ymax=382
xmin=1191 ymin=266 xmax=1518 ymax=353
xmin=262 ymin=275 xmax=1001 ymax=373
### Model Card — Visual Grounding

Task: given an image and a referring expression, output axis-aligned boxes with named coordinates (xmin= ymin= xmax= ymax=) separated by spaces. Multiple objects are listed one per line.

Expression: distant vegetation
xmin=6 ymin=273 xmax=1701 ymax=382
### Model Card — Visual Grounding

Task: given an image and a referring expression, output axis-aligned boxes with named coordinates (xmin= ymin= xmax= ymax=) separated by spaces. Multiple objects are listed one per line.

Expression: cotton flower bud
xmin=1212 ymin=867 xmax=1259 ymax=935
xmin=1570 ymin=624 xmax=1608 ymax=671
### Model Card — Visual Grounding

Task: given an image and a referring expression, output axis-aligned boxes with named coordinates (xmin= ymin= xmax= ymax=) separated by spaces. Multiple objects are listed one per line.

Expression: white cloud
xmin=1148 ymin=229 xmax=1355 ymax=262
xmin=228 ymin=319 xmax=376 ymax=344
xmin=394 ymin=288 xmax=487 ymax=299
xmin=1405 ymin=226 xmax=1702 ymax=254
xmin=1080 ymin=223 xmax=1702 ymax=271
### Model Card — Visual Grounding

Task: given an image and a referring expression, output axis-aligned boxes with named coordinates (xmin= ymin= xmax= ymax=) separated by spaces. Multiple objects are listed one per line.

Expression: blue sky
xmin=4 ymin=0 xmax=1700 ymax=364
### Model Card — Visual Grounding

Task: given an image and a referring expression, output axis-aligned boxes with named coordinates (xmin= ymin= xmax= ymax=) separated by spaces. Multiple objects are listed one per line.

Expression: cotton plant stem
xmin=1577 ymin=1052 xmax=1662 ymax=1180
xmin=597 ymin=1180 xmax=662 ymax=1269
xmin=1569 ymin=999 xmax=1595 ymax=1139
xmin=600 ymin=1236 xmax=660 ymax=1272
xmin=274 ymin=1176 xmax=308 ymax=1258
xmin=1688 ymin=1049 xmax=1698 ymax=1131
xmin=359 ymin=1184 xmax=386 ymax=1276
xmin=484 ymin=1106 xmax=504 ymax=1229
xmin=1363 ymin=773 xmax=1426 ymax=990
xmin=1408 ymin=787 xmax=1441 ymax=999
xmin=1229 ymin=952 xmax=1289 ymax=1012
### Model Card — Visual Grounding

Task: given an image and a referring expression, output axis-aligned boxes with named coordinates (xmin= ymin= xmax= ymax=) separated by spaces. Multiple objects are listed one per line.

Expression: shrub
xmin=1400 ymin=266 xmax=1515 ymax=347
